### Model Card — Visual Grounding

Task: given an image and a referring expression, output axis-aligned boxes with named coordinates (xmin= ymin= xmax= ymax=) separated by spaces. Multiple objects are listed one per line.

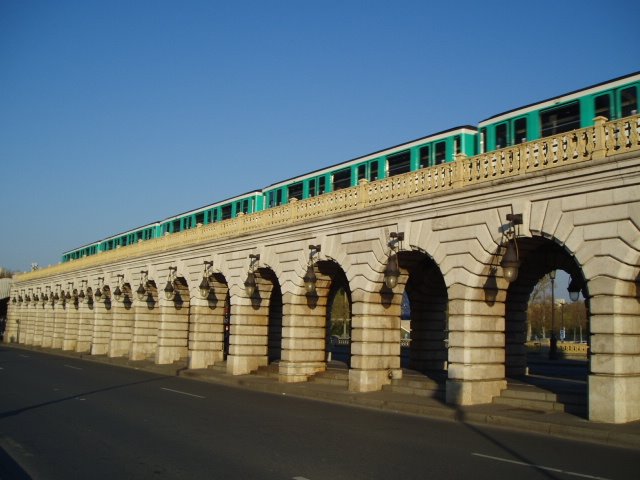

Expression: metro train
xmin=62 ymin=71 xmax=640 ymax=262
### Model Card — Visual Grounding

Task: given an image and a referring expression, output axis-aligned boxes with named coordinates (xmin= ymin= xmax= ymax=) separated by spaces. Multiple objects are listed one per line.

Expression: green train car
xmin=263 ymin=126 xmax=477 ymax=207
xmin=61 ymin=72 xmax=640 ymax=263
xmin=478 ymin=72 xmax=639 ymax=153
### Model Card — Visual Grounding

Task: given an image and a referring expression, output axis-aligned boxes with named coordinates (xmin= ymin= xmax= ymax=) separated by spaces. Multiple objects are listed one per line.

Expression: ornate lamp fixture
xmin=384 ymin=232 xmax=404 ymax=289
xmin=136 ymin=270 xmax=149 ymax=301
xmin=113 ymin=274 xmax=124 ymax=302
xmin=164 ymin=266 xmax=178 ymax=300
xmin=25 ymin=289 xmax=32 ymax=304
xmin=244 ymin=254 xmax=260 ymax=297
xmin=303 ymin=245 xmax=321 ymax=295
xmin=568 ymin=276 xmax=582 ymax=302
xmin=94 ymin=278 xmax=104 ymax=302
xmin=198 ymin=261 xmax=214 ymax=299
xmin=78 ymin=280 xmax=87 ymax=303
xmin=501 ymin=213 xmax=523 ymax=283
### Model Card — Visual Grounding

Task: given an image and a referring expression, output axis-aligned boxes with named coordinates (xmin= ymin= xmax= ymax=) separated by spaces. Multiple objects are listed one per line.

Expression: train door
xmin=513 ymin=116 xmax=528 ymax=144
xmin=495 ymin=122 xmax=508 ymax=149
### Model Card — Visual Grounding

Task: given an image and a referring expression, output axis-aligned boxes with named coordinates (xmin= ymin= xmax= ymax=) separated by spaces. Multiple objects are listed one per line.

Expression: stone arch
xmin=504 ymin=237 xmax=587 ymax=378
xmin=323 ymin=262 xmax=352 ymax=365
xmin=399 ymin=251 xmax=449 ymax=377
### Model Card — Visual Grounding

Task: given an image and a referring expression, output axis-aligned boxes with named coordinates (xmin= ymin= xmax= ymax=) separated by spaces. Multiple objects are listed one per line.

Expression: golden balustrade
xmin=16 ymin=115 xmax=640 ymax=282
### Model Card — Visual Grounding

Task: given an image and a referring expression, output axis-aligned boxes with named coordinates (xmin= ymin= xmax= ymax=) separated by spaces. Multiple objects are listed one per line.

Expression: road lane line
xmin=472 ymin=453 xmax=611 ymax=480
xmin=64 ymin=364 xmax=83 ymax=370
xmin=19 ymin=354 xmax=30 ymax=358
xmin=161 ymin=387 xmax=205 ymax=399
xmin=293 ymin=477 xmax=311 ymax=480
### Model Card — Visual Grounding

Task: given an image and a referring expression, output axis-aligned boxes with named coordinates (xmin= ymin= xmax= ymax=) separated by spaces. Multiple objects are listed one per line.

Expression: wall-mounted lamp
xmin=66 ymin=282 xmax=74 ymax=302
xmin=164 ymin=267 xmax=178 ymax=300
xmin=198 ymin=261 xmax=214 ymax=299
xmin=94 ymin=278 xmax=104 ymax=301
xmin=384 ymin=232 xmax=404 ymax=289
xmin=78 ymin=280 xmax=87 ymax=303
xmin=501 ymin=213 xmax=523 ymax=283
xmin=303 ymin=245 xmax=321 ymax=295
xmin=25 ymin=289 xmax=32 ymax=304
xmin=113 ymin=274 xmax=125 ymax=301
xmin=137 ymin=271 xmax=149 ymax=301
xmin=53 ymin=284 xmax=62 ymax=304
xmin=568 ymin=276 xmax=582 ymax=302
xmin=244 ymin=254 xmax=260 ymax=297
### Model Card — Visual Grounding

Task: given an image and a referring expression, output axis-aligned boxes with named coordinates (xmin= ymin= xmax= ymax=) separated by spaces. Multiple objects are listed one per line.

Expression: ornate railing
xmin=17 ymin=115 xmax=640 ymax=282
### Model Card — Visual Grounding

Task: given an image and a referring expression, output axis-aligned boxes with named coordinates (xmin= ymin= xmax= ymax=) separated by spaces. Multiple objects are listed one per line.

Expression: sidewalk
xmin=4 ymin=343 xmax=640 ymax=451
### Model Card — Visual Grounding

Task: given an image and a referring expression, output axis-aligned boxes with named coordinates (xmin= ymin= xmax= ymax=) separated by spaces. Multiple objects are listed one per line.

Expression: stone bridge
xmin=5 ymin=116 xmax=640 ymax=424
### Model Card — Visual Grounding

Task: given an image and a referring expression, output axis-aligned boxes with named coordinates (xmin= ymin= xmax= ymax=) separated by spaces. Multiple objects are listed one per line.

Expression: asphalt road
xmin=0 ymin=346 xmax=636 ymax=480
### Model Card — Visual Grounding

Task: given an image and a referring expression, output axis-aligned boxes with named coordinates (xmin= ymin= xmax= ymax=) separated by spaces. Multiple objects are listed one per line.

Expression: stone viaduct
xmin=5 ymin=116 xmax=640 ymax=424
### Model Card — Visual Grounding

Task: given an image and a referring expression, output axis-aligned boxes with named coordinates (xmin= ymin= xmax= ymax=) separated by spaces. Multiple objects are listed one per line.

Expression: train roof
xmin=160 ymin=189 xmax=263 ymax=223
xmin=265 ymin=125 xmax=477 ymax=190
xmin=479 ymin=71 xmax=640 ymax=126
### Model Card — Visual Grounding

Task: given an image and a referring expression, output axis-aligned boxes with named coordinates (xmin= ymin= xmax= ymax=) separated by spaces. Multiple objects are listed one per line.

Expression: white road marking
xmin=64 ymin=364 xmax=82 ymax=370
xmin=19 ymin=354 xmax=30 ymax=358
xmin=161 ymin=387 xmax=205 ymax=399
xmin=293 ymin=477 xmax=311 ymax=480
xmin=472 ymin=453 xmax=611 ymax=480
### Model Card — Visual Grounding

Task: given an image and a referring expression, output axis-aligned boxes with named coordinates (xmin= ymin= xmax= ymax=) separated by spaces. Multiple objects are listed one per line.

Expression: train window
xmin=595 ymin=94 xmax=611 ymax=119
xmin=319 ymin=176 xmax=326 ymax=194
xmin=357 ymin=164 xmax=366 ymax=181
xmin=211 ymin=209 xmax=218 ymax=222
xmin=479 ymin=128 xmax=487 ymax=153
xmin=288 ymin=182 xmax=303 ymax=200
xmin=514 ymin=117 xmax=527 ymax=143
xmin=172 ymin=219 xmax=181 ymax=232
xmin=221 ymin=204 xmax=232 ymax=220
xmin=419 ymin=146 xmax=430 ymax=168
xmin=196 ymin=212 xmax=204 ymax=225
xmin=242 ymin=199 xmax=249 ymax=213
xmin=540 ymin=101 xmax=580 ymax=137
xmin=620 ymin=86 xmax=638 ymax=117
xmin=333 ymin=168 xmax=351 ymax=191
xmin=495 ymin=123 xmax=508 ymax=149
xmin=370 ymin=162 xmax=378 ymax=181
xmin=387 ymin=151 xmax=411 ymax=177
xmin=434 ymin=142 xmax=446 ymax=164
xmin=454 ymin=135 xmax=462 ymax=155
xmin=308 ymin=179 xmax=316 ymax=197
xmin=276 ymin=189 xmax=283 ymax=205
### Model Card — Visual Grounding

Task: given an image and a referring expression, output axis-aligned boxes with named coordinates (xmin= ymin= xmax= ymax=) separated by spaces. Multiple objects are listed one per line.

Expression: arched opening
xmin=504 ymin=238 xmax=589 ymax=415
xmin=156 ymin=275 xmax=191 ymax=365
xmin=320 ymin=262 xmax=352 ymax=367
xmin=268 ymin=280 xmax=283 ymax=362
xmin=399 ymin=251 xmax=449 ymax=384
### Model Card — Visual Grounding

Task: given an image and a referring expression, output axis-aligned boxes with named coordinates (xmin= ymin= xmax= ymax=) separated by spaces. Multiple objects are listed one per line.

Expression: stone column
xmin=33 ymin=303 xmax=45 ymax=346
xmin=130 ymin=293 xmax=159 ymax=361
xmin=589 ymin=285 xmax=640 ymax=423
xmin=76 ymin=299 xmax=94 ymax=353
xmin=446 ymin=284 xmax=506 ymax=405
xmin=24 ymin=303 xmax=36 ymax=345
xmin=52 ymin=301 xmax=67 ymax=349
xmin=188 ymin=288 xmax=227 ymax=369
xmin=41 ymin=302 xmax=55 ymax=348
xmin=279 ymin=291 xmax=328 ymax=382
xmin=155 ymin=286 xmax=190 ymax=365
xmin=91 ymin=298 xmax=113 ymax=355
xmin=63 ymin=302 xmax=80 ymax=351
xmin=226 ymin=296 xmax=269 ymax=375
xmin=109 ymin=297 xmax=134 ymax=358
xmin=349 ymin=286 xmax=401 ymax=392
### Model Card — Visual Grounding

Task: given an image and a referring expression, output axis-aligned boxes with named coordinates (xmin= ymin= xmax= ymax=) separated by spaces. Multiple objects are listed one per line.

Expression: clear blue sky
xmin=1 ymin=0 xmax=638 ymax=274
